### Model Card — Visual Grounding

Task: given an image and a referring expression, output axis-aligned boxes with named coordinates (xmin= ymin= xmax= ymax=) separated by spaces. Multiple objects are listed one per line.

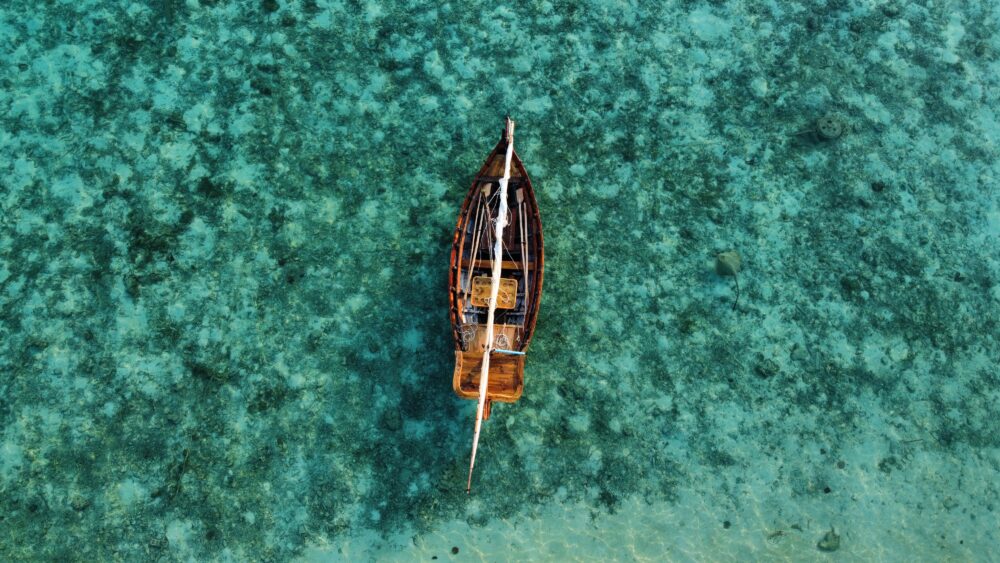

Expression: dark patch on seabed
xmin=1 ymin=0 xmax=998 ymax=560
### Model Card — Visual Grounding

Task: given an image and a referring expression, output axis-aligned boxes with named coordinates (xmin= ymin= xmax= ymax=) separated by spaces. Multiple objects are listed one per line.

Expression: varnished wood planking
xmin=448 ymin=121 xmax=544 ymax=418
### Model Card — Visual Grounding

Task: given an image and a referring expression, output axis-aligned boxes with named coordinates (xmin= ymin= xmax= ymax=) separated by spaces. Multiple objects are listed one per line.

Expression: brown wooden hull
xmin=449 ymin=122 xmax=544 ymax=417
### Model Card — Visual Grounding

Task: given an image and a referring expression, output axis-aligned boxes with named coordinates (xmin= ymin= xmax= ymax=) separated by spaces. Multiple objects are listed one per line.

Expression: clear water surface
xmin=1 ymin=1 xmax=998 ymax=561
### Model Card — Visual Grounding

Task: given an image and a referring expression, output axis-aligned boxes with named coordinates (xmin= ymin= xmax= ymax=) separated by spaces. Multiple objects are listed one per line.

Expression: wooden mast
xmin=466 ymin=117 xmax=515 ymax=493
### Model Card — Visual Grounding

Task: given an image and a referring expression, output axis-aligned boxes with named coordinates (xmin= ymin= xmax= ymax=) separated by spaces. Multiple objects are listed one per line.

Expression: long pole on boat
xmin=467 ymin=117 xmax=515 ymax=493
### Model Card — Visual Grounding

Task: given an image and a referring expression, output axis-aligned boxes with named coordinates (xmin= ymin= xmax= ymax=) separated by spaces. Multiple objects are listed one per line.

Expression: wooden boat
xmin=449 ymin=117 xmax=544 ymax=491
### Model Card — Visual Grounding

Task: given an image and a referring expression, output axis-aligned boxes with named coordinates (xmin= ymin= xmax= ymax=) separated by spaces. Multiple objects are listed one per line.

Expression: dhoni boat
xmin=448 ymin=117 xmax=544 ymax=492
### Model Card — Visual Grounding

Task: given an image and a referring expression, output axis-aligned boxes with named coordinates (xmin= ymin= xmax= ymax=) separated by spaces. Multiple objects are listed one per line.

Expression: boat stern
xmin=452 ymin=350 xmax=525 ymax=404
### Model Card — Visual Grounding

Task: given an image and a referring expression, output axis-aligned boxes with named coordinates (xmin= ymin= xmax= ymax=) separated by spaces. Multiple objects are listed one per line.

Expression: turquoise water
xmin=2 ymin=1 xmax=999 ymax=560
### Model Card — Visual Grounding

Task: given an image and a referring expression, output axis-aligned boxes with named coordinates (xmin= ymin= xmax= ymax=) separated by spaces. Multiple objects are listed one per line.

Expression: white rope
xmin=496 ymin=331 xmax=510 ymax=349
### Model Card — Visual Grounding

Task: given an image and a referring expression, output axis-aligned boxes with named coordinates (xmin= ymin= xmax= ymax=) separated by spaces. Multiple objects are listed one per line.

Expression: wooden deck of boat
xmin=453 ymin=351 xmax=524 ymax=401
xmin=452 ymin=323 xmax=524 ymax=402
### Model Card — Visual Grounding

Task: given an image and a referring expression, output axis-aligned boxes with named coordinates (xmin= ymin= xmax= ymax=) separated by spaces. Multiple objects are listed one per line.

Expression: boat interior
xmin=451 ymin=169 xmax=541 ymax=407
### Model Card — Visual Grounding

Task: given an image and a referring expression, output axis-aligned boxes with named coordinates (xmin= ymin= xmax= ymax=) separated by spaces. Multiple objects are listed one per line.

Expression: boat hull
xmin=449 ymin=124 xmax=544 ymax=416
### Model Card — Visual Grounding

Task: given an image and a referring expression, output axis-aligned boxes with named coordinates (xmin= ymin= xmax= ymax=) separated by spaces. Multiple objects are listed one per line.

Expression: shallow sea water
xmin=1 ymin=1 xmax=999 ymax=561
